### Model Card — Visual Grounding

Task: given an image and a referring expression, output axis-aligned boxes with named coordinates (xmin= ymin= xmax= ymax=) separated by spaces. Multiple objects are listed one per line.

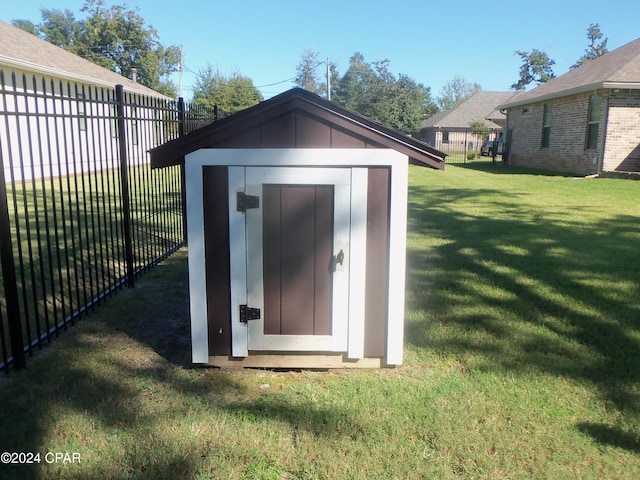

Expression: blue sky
xmin=2 ymin=0 xmax=640 ymax=100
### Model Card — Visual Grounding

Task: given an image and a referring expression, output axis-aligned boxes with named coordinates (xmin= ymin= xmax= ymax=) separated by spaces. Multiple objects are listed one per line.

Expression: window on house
xmin=131 ymin=105 xmax=138 ymax=145
xmin=541 ymin=103 xmax=552 ymax=148
xmin=77 ymin=94 xmax=87 ymax=131
xmin=586 ymin=95 xmax=601 ymax=150
xmin=442 ymin=131 xmax=449 ymax=143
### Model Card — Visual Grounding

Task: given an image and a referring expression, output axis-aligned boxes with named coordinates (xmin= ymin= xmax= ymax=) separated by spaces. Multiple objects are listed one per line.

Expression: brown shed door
xmin=262 ymin=185 xmax=334 ymax=336
xmin=242 ymin=167 xmax=352 ymax=352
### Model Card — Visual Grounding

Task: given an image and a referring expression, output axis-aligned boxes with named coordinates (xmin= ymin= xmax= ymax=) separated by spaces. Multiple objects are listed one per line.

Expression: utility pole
xmin=178 ymin=44 xmax=184 ymax=98
xmin=326 ymin=57 xmax=331 ymax=101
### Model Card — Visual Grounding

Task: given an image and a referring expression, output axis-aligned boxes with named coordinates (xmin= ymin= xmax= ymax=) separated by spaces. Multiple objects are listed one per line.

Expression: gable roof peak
xmin=150 ymin=87 xmax=446 ymax=170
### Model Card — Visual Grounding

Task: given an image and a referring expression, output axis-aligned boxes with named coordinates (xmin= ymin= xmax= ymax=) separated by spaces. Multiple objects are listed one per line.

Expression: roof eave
xmin=0 ymin=54 xmax=171 ymax=99
xmin=498 ymin=83 xmax=608 ymax=109
xmin=150 ymin=89 xmax=446 ymax=170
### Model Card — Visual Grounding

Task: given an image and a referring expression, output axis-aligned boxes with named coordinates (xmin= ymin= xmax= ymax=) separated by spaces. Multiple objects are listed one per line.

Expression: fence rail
xmin=0 ymin=69 xmax=216 ymax=372
xmin=417 ymin=127 xmax=505 ymax=165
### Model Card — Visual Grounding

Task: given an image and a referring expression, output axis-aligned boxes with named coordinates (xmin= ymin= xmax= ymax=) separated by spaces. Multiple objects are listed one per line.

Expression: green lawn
xmin=0 ymin=163 xmax=638 ymax=479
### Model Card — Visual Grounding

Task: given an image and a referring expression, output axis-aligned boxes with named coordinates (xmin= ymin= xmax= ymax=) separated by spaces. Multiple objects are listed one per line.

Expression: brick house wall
xmin=602 ymin=90 xmax=640 ymax=172
xmin=506 ymin=91 xmax=603 ymax=175
xmin=506 ymin=89 xmax=640 ymax=175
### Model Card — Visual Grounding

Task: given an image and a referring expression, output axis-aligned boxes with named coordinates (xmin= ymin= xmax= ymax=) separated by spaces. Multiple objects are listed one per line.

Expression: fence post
xmin=178 ymin=97 xmax=187 ymax=245
xmin=0 ymin=140 xmax=25 ymax=369
xmin=115 ymin=85 xmax=135 ymax=287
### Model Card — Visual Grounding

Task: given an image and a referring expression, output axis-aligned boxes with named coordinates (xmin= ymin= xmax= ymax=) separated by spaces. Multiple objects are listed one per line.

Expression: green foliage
xmin=12 ymin=0 xmax=180 ymax=97
xmin=437 ymin=75 xmax=480 ymax=111
xmin=511 ymin=48 xmax=556 ymax=91
xmin=331 ymin=52 xmax=437 ymax=133
xmin=191 ymin=65 xmax=263 ymax=116
xmin=469 ymin=120 xmax=490 ymax=139
xmin=571 ymin=23 xmax=609 ymax=70
xmin=294 ymin=49 xmax=325 ymax=95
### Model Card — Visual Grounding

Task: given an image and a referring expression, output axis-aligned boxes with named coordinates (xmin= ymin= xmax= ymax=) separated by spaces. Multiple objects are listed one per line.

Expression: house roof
xmin=149 ymin=88 xmax=446 ymax=170
xmin=499 ymin=37 xmax=640 ymax=109
xmin=421 ymin=91 xmax=517 ymax=129
xmin=0 ymin=20 xmax=168 ymax=98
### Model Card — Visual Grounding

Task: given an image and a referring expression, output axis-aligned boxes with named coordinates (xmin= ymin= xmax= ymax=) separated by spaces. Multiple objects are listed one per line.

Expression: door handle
xmin=331 ymin=249 xmax=344 ymax=272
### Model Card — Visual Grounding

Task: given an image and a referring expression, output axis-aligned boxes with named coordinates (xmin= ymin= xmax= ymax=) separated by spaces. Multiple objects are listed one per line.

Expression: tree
xmin=295 ymin=49 xmax=324 ymax=95
xmin=191 ymin=65 xmax=263 ymax=116
xmin=294 ymin=49 xmax=339 ymax=98
xmin=13 ymin=0 xmax=181 ymax=97
xmin=11 ymin=19 xmax=38 ymax=35
xmin=38 ymin=9 xmax=82 ymax=51
xmin=437 ymin=76 xmax=480 ymax=111
xmin=511 ymin=49 xmax=556 ymax=91
xmin=469 ymin=121 xmax=490 ymax=141
xmin=571 ymin=23 xmax=608 ymax=70
xmin=330 ymin=52 xmax=436 ymax=133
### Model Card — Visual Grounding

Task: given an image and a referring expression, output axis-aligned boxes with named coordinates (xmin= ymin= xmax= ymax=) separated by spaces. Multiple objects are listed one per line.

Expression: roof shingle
xmin=0 ymin=20 xmax=168 ymax=98
xmin=500 ymin=37 xmax=640 ymax=109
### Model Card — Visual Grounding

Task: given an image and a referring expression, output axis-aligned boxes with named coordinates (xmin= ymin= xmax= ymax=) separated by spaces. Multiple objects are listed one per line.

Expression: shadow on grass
xmin=405 ymin=182 xmax=640 ymax=449
xmin=0 ymin=249 xmax=359 ymax=479
xmin=453 ymin=162 xmax=581 ymax=177
xmin=577 ymin=423 xmax=640 ymax=453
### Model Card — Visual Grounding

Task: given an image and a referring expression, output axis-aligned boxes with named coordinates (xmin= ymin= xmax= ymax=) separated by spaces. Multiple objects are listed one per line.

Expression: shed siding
xmin=202 ymin=166 xmax=232 ymax=356
xmin=199 ymin=109 xmax=400 ymax=359
xmin=364 ymin=167 xmax=390 ymax=357
xmin=202 ymin=164 xmax=394 ymax=358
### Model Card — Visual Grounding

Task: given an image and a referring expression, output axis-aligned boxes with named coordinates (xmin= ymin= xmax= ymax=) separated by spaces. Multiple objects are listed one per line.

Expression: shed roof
xmin=0 ymin=20 xmax=168 ymax=98
xmin=421 ymin=91 xmax=516 ymax=130
xmin=149 ymin=88 xmax=446 ymax=170
xmin=499 ymin=37 xmax=640 ymax=109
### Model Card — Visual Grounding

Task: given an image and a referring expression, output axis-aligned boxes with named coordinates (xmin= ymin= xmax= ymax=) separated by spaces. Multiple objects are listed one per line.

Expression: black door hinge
xmin=239 ymin=305 xmax=261 ymax=323
xmin=237 ymin=192 xmax=259 ymax=212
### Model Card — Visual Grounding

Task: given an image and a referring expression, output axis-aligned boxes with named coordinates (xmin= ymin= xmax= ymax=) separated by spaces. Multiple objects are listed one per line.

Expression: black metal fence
xmin=417 ymin=127 xmax=504 ymax=165
xmin=0 ymin=69 xmax=216 ymax=372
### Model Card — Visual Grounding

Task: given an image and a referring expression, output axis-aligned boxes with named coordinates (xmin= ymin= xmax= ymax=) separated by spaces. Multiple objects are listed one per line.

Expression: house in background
xmin=417 ymin=91 xmax=516 ymax=155
xmin=0 ymin=20 xmax=171 ymax=181
xmin=498 ymin=37 xmax=640 ymax=176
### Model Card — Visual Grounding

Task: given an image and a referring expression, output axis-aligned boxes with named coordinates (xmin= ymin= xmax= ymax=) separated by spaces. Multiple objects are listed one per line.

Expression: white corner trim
xmin=386 ymin=160 xmax=408 ymax=365
xmin=347 ymin=168 xmax=368 ymax=359
xmin=185 ymin=160 xmax=208 ymax=363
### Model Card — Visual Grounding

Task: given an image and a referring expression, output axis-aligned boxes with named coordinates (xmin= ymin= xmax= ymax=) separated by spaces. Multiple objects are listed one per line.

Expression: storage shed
xmin=150 ymin=88 xmax=445 ymax=368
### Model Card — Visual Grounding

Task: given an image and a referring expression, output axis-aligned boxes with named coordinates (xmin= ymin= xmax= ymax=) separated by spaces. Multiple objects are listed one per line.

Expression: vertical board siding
xmin=262 ymin=185 xmax=333 ymax=336
xmin=202 ymin=166 xmax=231 ymax=355
xmin=364 ymin=167 xmax=390 ymax=357
xmin=262 ymin=185 xmax=282 ymax=335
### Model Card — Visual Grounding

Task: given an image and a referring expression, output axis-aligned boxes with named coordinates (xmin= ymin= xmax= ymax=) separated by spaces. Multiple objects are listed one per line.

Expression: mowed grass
xmin=0 ymin=163 xmax=639 ymax=479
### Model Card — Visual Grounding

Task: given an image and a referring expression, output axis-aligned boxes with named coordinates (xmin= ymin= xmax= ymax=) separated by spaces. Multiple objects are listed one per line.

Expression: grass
xmin=0 ymin=163 xmax=639 ymax=479
xmin=0 ymin=164 xmax=183 ymax=363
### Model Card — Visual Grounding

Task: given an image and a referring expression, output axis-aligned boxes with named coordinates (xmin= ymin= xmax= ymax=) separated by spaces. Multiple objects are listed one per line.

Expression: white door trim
xmin=243 ymin=167 xmax=359 ymax=352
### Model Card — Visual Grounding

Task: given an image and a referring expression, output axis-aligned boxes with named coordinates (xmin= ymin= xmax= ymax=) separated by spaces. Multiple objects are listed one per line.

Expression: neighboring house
xmin=417 ymin=91 xmax=516 ymax=153
xmin=0 ymin=20 xmax=171 ymax=181
xmin=498 ymin=37 xmax=640 ymax=175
